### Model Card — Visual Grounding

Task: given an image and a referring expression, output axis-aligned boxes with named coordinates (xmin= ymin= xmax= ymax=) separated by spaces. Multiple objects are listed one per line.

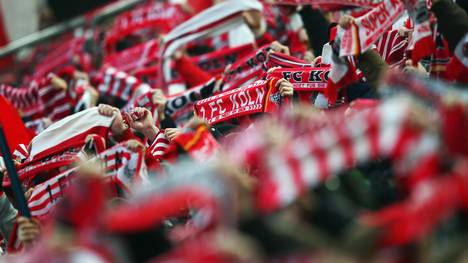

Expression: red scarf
xmin=266 ymin=0 xmax=375 ymax=8
xmin=191 ymin=43 xmax=254 ymax=76
xmin=340 ymin=0 xmax=405 ymax=56
xmin=195 ymin=78 xmax=283 ymax=125
xmin=105 ymin=2 xmax=188 ymax=50
xmin=221 ymin=44 xmax=271 ymax=91
xmin=376 ymin=29 xmax=408 ymax=68
xmin=97 ymin=67 xmax=152 ymax=103
xmin=104 ymin=40 xmax=159 ymax=73
xmin=266 ymin=51 xmax=311 ymax=68
xmin=267 ymin=67 xmax=330 ymax=91
xmin=173 ymin=125 xmax=219 ymax=162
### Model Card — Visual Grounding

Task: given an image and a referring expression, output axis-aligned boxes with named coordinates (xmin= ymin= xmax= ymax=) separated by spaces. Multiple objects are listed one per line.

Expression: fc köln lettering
xmin=195 ymin=78 xmax=282 ymax=125
xmin=267 ymin=68 xmax=330 ymax=91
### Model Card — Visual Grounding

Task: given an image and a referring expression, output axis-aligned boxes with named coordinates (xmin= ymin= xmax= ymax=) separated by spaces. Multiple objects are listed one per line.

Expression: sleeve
xmin=174 ymin=56 xmax=213 ymax=88
xmin=356 ymin=49 xmax=389 ymax=92
xmin=431 ymin=0 xmax=468 ymax=52
xmin=0 ymin=194 xmax=18 ymax=245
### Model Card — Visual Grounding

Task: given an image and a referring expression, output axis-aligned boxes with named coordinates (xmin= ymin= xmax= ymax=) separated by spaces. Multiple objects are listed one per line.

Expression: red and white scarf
xmin=405 ymin=0 xmax=435 ymax=64
xmin=267 ymin=67 xmax=330 ymax=92
xmin=27 ymin=142 xmax=149 ymax=218
xmin=160 ymin=0 xmax=263 ymax=84
xmin=165 ymin=78 xmax=217 ymax=128
xmin=0 ymin=82 xmax=39 ymax=110
xmin=148 ymin=130 xmax=170 ymax=161
xmin=230 ymin=98 xmax=439 ymax=213
xmin=194 ymin=78 xmax=283 ymax=125
xmin=266 ymin=0 xmax=375 ymax=8
xmin=191 ymin=43 xmax=255 ymax=76
xmin=376 ymin=29 xmax=408 ymax=68
xmin=26 ymin=107 xmax=114 ymax=163
xmin=97 ymin=67 xmax=152 ymax=103
xmin=32 ymin=34 xmax=85 ymax=80
xmin=37 ymin=75 xmax=75 ymax=122
xmin=327 ymin=31 xmax=358 ymax=104
xmin=340 ymin=0 xmax=405 ymax=57
xmin=221 ymin=44 xmax=271 ymax=91
xmin=104 ymin=40 xmax=159 ymax=73
xmin=266 ymin=51 xmax=312 ymax=69
xmin=105 ymin=2 xmax=188 ymax=50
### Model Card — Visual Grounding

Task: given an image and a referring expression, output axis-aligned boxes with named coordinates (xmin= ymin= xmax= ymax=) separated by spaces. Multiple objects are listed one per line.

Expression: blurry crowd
xmin=0 ymin=0 xmax=467 ymax=262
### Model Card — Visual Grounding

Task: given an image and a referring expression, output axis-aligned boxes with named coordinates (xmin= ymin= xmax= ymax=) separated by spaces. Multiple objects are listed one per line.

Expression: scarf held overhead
xmin=194 ymin=78 xmax=282 ymax=125
xmin=160 ymin=0 xmax=263 ymax=83
xmin=340 ymin=0 xmax=405 ymax=57
xmin=267 ymin=67 xmax=330 ymax=91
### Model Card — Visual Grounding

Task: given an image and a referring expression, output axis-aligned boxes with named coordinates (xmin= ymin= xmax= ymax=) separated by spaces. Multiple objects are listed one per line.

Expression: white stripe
xmin=268 ymin=153 xmax=297 ymax=205
xmin=43 ymin=92 xmax=66 ymax=108
xmin=29 ymin=108 xmax=115 ymax=161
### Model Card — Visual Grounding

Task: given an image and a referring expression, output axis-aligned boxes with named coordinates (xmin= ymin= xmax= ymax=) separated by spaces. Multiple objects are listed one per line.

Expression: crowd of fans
xmin=0 ymin=0 xmax=467 ymax=262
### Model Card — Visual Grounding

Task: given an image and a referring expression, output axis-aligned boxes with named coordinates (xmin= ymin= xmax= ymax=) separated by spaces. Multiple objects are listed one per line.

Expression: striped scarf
xmin=340 ymin=0 xmax=405 ymax=57
xmin=27 ymin=142 xmax=149 ymax=219
xmin=160 ymin=0 xmax=263 ymax=84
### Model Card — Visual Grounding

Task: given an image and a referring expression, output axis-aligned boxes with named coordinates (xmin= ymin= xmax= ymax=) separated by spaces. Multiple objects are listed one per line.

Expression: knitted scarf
xmin=192 ymin=43 xmax=255 ymax=76
xmin=27 ymin=142 xmax=148 ymax=219
xmin=26 ymin=107 xmax=115 ymax=163
xmin=105 ymin=2 xmax=188 ymax=51
xmin=376 ymin=29 xmax=408 ymax=68
xmin=266 ymin=51 xmax=312 ymax=69
xmin=97 ymin=67 xmax=152 ymax=104
xmin=160 ymin=0 xmax=263 ymax=84
xmin=194 ymin=78 xmax=283 ymax=125
xmin=221 ymin=44 xmax=271 ymax=91
xmin=104 ymin=40 xmax=160 ymax=73
xmin=340 ymin=0 xmax=405 ymax=57
xmin=266 ymin=67 xmax=330 ymax=91
xmin=227 ymin=98 xmax=440 ymax=213
xmin=267 ymin=0 xmax=375 ymax=8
